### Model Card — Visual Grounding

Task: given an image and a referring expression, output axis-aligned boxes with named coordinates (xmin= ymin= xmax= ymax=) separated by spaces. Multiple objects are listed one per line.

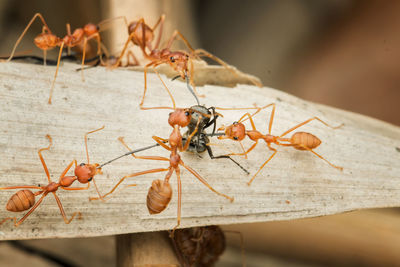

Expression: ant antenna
xmin=184 ymin=71 xmax=200 ymax=105
xmin=98 ymin=143 xmax=160 ymax=169
xmin=227 ymin=157 xmax=249 ymax=175
xmin=206 ymin=132 xmax=225 ymax=137
xmin=171 ymin=74 xmax=181 ymax=81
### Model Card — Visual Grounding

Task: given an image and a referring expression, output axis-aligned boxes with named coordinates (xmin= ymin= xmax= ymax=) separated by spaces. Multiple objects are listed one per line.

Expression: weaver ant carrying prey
xmin=90 ymin=108 xmax=233 ymax=233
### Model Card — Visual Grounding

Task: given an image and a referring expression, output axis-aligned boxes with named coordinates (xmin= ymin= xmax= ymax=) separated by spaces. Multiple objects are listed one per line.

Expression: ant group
xmin=217 ymin=103 xmax=343 ymax=185
xmin=90 ymin=108 xmax=233 ymax=232
xmin=0 ymin=127 xmax=105 ymax=226
xmin=109 ymin=15 xmax=259 ymax=109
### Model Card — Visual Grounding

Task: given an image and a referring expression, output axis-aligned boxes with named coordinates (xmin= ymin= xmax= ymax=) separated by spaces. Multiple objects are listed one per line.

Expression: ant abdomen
xmin=34 ymin=33 xmax=60 ymax=50
xmin=6 ymin=190 xmax=35 ymax=212
xmin=147 ymin=179 xmax=172 ymax=214
xmin=291 ymin=132 xmax=321 ymax=150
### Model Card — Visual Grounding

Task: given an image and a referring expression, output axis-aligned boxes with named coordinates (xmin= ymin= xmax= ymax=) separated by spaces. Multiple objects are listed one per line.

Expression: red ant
xmin=111 ymin=15 xmax=260 ymax=110
xmin=0 ymin=126 xmax=105 ymax=226
xmin=217 ymin=103 xmax=344 ymax=185
xmin=90 ymin=108 xmax=233 ymax=232
xmin=0 ymin=13 xmax=117 ymax=104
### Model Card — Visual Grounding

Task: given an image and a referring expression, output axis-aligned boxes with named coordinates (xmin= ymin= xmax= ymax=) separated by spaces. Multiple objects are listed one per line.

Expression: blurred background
xmin=0 ymin=0 xmax=399 ymax=266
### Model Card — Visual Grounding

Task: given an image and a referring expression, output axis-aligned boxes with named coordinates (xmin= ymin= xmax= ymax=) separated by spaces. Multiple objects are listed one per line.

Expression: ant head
xmin=223 ymin=122 xmax=246 ymax=141
xmin=74 ymin=163 xmax=100 ymax=183
xmin=128 ymin=21 xmax=154 ymax=46
xmin=167 ymin=52 xmax=189 ymax=78
xmin=83 ymin=23 xmax=99 ymax=36
xmin=168 ymin=108 xmax=193 ymax=127
xmin=34 ymin=33 xmax=60 ymax=50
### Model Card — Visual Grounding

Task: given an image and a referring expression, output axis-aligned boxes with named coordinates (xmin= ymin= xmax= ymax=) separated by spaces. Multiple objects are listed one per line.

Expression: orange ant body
xmin=90 ymin=109 xmax=233 ymax=232
xmin=112 ymin=15 xmax=256 ymax=109
xmin=1 ymin=13 xmax=105 ymax=104
xmin=0 ymin=127 xmax=105 ymax=227
xmin=217 ymin=103 xmax=344 ymax=185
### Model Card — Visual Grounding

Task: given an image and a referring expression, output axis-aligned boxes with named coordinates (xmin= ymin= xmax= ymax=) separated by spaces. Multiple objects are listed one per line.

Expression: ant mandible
xmin=0 ymin=127 xmax=104 ymax=227
xmin=217 ymin=103 xmax=344 ymax=185
xmin=0 ymin=13 xmax=113 ymax=104
xmin=90 ymin=108 xmax=233 ymax=232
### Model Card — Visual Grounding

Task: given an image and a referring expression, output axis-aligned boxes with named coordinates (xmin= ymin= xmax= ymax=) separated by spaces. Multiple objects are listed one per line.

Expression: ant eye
xmin=80 ymin=163 xmax=85 ymax=166
xmin=185 ymin=111 xmax=190 ymax=116
xmin=233 ymin=121 xmax=238 ymax=125
xmin=170 ymin=56 xmax=175 ymax=63
xmin=88 ymin=177 xmax=93 ymax=182
xmin=233 ymin=137 xmax=239 ymax=140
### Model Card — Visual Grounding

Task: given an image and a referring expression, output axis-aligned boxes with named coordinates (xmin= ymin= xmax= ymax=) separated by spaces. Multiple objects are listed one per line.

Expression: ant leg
xmin=3 ymin=13 xmax=51 ymax=62
xmin=43 ymin=50 xmax=47 ymax=66
xmin=140 ymin=64 xmax=177 ymax=110
xmin=40 ymin=26 xmax=48 ymax=66
xmin=61 ymin=184 xmax=90 ymax=190
xmin=126 ymin=51 xmax=139 ymax=66
xmin=179 ymin=160 xmax=234 ymax=202
xmin=151 ymin=136 xmax=173 ymax=152
xmin=0 ymin=185 xmax=42 ymax=190
xmin=181 ymin=117 xmax=201 ymax=152
xmin=240 ymin=103 xmax=276 ymax=134
xmin=166 ymin=30 xmax=195 ymax=52
xmin=113 ymin=18 xmax=147 ymax=68
xmin=89 ymin=168 xmax=169 ymax=200
xmin=219 ymin=140 xmax=258 ymax=159
xmin=66 ymin=23 xmax=71 ymax=56
xmin=171 ymin=168 xmax=182 ymax=234
xmin=48 ymin=41 xmax=65 ymax=104
xmin=52 ymin=192 xmax=82 ymax=224
xmin=5 ymin=193 xmax=48 ymax=227
xmin=279 ymin=117 xmax=344 ymax=138
xmin=239 ymin=141 xmax=248 ymax=159
xmin=111 ymin=32 xmax=137 ymax=68
xmin=205 ymin=145 xmax=249 ymax=174
xmin=195 ymin=49 xmax=262 ymax=87
xmin=98 ymin=16 xmax=129 ymax=29
xmin=84 ymin=126 xmax=105 ymax=164
xmin=90 ymin=178 xmax=104 ymax=200
xmin=237 ymin=112 xmax=258 ymax=131
xmin=81 ymin=37 xmax=88 ymax=82
xmin=152 ymin=14 xmax=165 ymax=50
xmin=297 ymin=146 xmax=343 ymax=171
xmin=38 ymin=134 xmax=53 ymax=183
xmin=58 ymin=160 xmax=77 ymax=182
xmin=193 ymin=48 xmax=234 ymax=72
xmin=247 ymin=145 xmax=277 ymax=186
xmin=119 ymin=136 xmax=171 ymax=158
